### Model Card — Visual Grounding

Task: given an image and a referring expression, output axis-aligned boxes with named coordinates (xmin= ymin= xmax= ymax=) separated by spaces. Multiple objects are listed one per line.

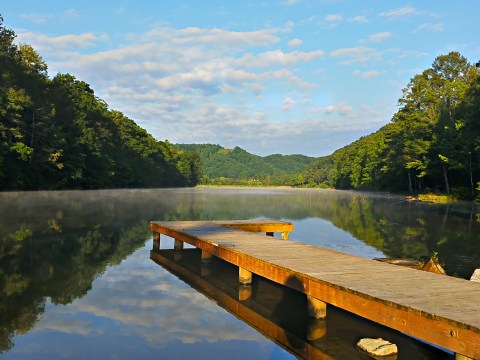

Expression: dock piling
xmin=174 ymin=239 xmax=184 ymax=250
xmin=307 ymin=319 xmax=327 ymax=340
xmin=239 ymin=267 xmax=252 ymax=285
xmin=307 ymin=295 xmax=327 ymax=319
xmin=153 ymin=232 xmax=160 ymax=250
xmin=238 ymin=285 xmax=252 ymax=301
xmin=201 ymin=250 xmax=213 ymax=264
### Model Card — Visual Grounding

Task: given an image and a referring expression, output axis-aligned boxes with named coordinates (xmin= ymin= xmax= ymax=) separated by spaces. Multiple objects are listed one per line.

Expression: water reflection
xmin=0 ymin=188 xmax=479 ymax=357
xmin=150 ymin=247 xmax=450 ymax=359
xmin=4 ymin=244 xmax=290 ymax=359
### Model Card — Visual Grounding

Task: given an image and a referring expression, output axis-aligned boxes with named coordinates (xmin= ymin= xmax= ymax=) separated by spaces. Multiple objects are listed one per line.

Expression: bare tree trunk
xmin=407 ymin=171 xmax=413 ymax=193
xmin=469 ymin=159 xmax=474 ymax=196
xmin=442 ymin=165 xmax=450 ymax=194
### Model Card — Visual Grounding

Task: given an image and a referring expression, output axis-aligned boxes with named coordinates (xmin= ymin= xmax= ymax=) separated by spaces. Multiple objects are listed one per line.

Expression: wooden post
xmin=201 ymin=263 xmax=211 ymax=277
xmin=174 ymin=239 xmax=184 ymax=250
xmin=307 ymin=295 xmax=327 ymax=319
xmin=239 ymin=267 xmax=252 ymax=285
xmin=266 ymin=232 xmax=274 ymax=237
xmin=281 ymin=231 xmax=289 ymax=240
xmin=307 ymin=319 xmax=327 ymax=340
xmin=238 ymin=285 xmax=252 ymax=301
xmin=201 ymin=250 xmax=213 ymax=264
xmin=153 ymin=232 xmax=160 ymax=250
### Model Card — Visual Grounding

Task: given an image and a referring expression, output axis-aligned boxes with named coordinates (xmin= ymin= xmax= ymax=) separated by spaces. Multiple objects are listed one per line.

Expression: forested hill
xmin=303 ymin=52 xmax=480 ymax=197
xmin=0 ymin=17 xmax=201 ymax=190
xmin=175 ymin=144 xmax=315 ymax=183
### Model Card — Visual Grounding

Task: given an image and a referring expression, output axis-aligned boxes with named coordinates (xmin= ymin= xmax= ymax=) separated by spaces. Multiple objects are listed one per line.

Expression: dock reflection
xmin=150 ymin=248 xmax=451 ymax=360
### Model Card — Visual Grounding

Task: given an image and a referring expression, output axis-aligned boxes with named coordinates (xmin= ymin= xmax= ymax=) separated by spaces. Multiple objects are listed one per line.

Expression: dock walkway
xmin=150 ymin=220 xmax=480 ymax=359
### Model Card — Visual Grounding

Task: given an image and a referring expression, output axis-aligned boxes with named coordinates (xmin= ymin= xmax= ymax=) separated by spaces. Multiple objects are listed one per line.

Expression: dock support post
xmin=281 ymin=232 xmax=289 ymax=240
xmin=307 ymin=319 xmax=327 ymax=340
xmin=266 ymin=232 xmax=274 ymax=237
xmin=239 ymin=267 xmax=252 ymax=285
xmin=174 ymin=239 xmax=184 ymax=250
xmin=201 ymin=263 xmax=211 ymax=277
xmin=307 ymin=295 xmax=327 ymax=319
xmin=238 ymin=285 xmax=252 ymax=301
xmin=201 ymin=250 xmax=213 ymax=264
xmin=153 ymin=232 xmax=160 ymax=250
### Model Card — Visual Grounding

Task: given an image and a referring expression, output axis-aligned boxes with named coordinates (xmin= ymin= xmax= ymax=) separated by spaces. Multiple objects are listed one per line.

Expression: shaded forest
xmin=0 ymin=16 xmax=201 ymax=190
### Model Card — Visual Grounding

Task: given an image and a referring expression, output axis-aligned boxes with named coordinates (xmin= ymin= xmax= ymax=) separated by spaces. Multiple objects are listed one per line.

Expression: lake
xmin=1 ymin=187 xmax=479 ymax=359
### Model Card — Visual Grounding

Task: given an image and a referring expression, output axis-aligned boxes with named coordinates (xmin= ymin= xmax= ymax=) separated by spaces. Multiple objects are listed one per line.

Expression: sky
xmin=2 ymin=1 xmax=480 ymax=157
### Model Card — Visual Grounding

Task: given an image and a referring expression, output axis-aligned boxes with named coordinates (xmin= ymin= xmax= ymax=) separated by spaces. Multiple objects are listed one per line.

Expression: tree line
xmin=303 ymin=51 xmax=480 ymax=198
xmin=0 ymin=16 xmax=201 ymax=190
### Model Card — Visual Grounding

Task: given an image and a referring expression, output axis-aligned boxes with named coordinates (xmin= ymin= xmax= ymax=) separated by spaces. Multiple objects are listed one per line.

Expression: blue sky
xmin=2 ymin=1 xmax=480 ymax=156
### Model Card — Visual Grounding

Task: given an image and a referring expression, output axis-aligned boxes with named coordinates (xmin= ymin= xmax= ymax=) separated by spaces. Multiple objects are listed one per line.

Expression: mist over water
xmin=1 ymin=188 xmax=477 ymax=359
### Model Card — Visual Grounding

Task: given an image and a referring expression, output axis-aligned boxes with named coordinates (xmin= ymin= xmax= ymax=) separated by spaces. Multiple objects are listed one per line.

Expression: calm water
xmin=1 ymin=188 xmax=479 ymax=359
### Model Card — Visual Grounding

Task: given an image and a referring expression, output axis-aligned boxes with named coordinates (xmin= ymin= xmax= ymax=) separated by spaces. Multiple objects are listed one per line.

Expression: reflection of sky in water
xmin=291 ymin=218 xmax=385 ymax=259
xmin=4 ymin=241 xmax=293 ymax=360
xmin=3 ymin=188 xmax=477 ymax=358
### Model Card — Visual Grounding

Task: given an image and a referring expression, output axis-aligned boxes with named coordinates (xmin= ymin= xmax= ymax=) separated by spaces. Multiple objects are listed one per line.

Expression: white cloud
xmin=349 ymin=15 xmax=368 ymax=24
xmin=281 ymin=97 xmax=295 ymax=111
xmin=334 ymin=102 xmax=352 ymax=116
xmin=325 ymin=14 xmax=342 ymax=23
xmin=143 ymin=26 xmax=279 ymax=50
xmin=288 ymin=38 xmax=303 ymax=47
xmin=353 ymin=69 xmax=383 ymax=79
xmin=269 ymin=69 xmax=316 ymax=89
xmin=330 ymin=46 xmax=382 ymax=64
xmin=17 ymin=31 xmax=108 ymax=51
xmin=361 ymin=31 xmax=392 ymax=43
xmin=416 ymin=23 xmax=445 ymax=32
xmin=379 ymin=6 xmax=418 ymax=18
xmin=234 ymin=49 xmax=324 ymax=68
xmin=310 ymin=101 xmax=353 ymax=116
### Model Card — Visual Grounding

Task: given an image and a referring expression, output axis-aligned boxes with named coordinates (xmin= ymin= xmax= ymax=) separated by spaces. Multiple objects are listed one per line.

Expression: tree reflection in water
xmin=0 ymin=188 xmax=478 ymax=356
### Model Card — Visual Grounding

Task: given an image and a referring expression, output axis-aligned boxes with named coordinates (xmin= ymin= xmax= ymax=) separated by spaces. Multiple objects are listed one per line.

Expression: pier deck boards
xmin=150 ymin=220 xmax=480 ymax=359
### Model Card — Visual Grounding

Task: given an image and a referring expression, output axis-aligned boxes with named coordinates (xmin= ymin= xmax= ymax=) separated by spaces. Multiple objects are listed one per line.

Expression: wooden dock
xmin=150 ymin=220 xmax=480 ymax=359
xmin=151 ymin=248 xmax=451 ymax=359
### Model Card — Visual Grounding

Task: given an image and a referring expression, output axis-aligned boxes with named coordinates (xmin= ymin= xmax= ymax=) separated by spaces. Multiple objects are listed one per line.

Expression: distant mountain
xmin=175 ymin=144 xmax=316 ymax=180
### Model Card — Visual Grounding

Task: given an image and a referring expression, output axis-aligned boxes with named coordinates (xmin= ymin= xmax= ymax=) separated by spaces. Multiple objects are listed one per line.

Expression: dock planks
xmin=150 ymin=220 xmax=480 ymax=359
